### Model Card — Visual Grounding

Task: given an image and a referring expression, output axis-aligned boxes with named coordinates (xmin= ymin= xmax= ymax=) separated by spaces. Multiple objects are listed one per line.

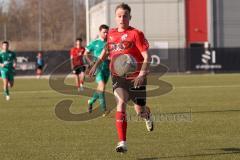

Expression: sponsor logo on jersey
xmin=108 ymin=41 xmax=133 ymax=52
xmin=121 ymin=34 xmax=128 ymax=41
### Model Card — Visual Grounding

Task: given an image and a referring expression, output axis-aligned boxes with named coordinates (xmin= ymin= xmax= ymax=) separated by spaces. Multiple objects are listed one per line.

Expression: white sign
xmin=153 ymin=41 xmax=169 ymax=49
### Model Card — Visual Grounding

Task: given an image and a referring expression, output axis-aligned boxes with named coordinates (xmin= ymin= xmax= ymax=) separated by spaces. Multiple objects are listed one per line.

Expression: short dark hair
xmin=115 ymin=3 xmax=131 ymax=14
xmin=2 ymin=41 xmax=9 ymax=45
xmin=76 ymin=38 xmax=83 ymax=42
xmin=99 ymin=24 xmax=109 ymax=31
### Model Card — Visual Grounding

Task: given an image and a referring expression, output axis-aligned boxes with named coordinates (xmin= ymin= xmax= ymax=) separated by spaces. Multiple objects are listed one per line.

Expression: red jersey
xmin=107 ymin=26 xmax=149 ymax=77
xmin=70 ymin=47 xmax=85 ymax=67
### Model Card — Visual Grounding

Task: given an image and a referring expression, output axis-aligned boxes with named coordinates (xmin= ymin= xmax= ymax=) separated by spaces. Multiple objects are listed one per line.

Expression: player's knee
xmin=9 ymin=83 xmax=14 ymax=88
xmin=134 ymin=105 xmax=141 ymax=115
xmin=117 ymin=100 xmax=126 ymax=107
xmin=116 ymin=100 xmax=127 ymax=112
xmin=3 ymin=79 xmax=8 ymax=85
xmin=97 ymin=84 xmax=105 ymax=91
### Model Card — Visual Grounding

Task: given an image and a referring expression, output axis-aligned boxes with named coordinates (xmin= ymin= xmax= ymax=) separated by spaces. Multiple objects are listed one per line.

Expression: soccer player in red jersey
xmin=89 ymin=3 xmax=153 ymax=153
xmin=70 ymin=38 xmax=86 ymax=91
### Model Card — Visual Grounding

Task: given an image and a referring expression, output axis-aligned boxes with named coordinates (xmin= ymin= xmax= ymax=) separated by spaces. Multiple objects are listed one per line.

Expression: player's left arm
xmin=139 ymin=51 xmax=150 ymax=76
xmin=13 ymin=52 xmax=17 ymax=69
xmin=134 ymin=31 xmax=150 ymax=87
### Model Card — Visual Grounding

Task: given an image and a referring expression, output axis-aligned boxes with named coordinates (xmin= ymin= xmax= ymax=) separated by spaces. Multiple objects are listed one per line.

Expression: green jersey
xmin=86 ymin=38 xmax=109 ymax=70
xmin=0 ymin=50 xmax=16 ymax=70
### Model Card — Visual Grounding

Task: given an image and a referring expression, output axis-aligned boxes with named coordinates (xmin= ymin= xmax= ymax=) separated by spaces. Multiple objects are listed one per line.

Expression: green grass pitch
xmin=0 ymin=73 xmax=240 ymax=160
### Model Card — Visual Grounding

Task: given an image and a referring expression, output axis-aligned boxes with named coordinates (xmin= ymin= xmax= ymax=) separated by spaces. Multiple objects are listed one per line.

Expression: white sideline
xmin=10 ymin=84 xmax=240 ymax=94
xmin=15 ymin=75 xmax=75 ymax=79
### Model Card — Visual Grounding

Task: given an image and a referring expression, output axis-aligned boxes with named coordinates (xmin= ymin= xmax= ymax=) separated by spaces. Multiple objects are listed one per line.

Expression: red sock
xmin=80 ymin=80 xmax=84 ymax=85
xmin=116 ymin=111 xmax=127 ymax=141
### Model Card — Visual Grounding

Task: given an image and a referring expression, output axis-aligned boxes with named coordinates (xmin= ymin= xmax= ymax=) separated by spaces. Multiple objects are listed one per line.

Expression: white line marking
xmin=9 ymin=84 xmax=240 ymax=95
xmin=12 ymin=90 xmax=56 ymax=94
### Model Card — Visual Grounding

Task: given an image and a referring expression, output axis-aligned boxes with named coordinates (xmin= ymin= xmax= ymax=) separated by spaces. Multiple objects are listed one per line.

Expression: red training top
xmin=70 ymin=47 xmax=85 ymax=67
xmin=107 ymin=26 xmax=149 ymax=78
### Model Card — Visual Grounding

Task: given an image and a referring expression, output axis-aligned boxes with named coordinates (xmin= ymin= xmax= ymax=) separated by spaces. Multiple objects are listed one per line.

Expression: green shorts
xmin=95 ymin=69 xmax=110 ymax=84
xmin=0 ymin=68 xmax=14 ymax=81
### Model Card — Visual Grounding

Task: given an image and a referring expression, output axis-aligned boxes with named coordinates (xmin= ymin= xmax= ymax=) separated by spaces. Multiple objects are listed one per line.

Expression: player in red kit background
xmin=70 ymin=38 xmax=86 ymax=91
xmin=89 ymin=3 xmax=153 ymax=153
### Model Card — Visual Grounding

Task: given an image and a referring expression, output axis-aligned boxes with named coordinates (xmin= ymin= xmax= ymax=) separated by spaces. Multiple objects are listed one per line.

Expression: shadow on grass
xmin=192 ymin=109 xmax=240 ymax=114
xmin=137 ymin=148 xmax=240 ymax=160
xmin=50 ymin=60 xmax=173 ymax=121
xmin=220 ymin=148 xmax=240 ymax=152
xmin=169 ymin=109 xmax=240 ymax=116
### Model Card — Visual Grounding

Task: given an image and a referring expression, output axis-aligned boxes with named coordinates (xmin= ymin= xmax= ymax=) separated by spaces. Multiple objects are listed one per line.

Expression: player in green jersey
xmin=0 ymin=41 xmax=17 ymax=101
xmin=84 ymin=24 xmax=110 ymax=116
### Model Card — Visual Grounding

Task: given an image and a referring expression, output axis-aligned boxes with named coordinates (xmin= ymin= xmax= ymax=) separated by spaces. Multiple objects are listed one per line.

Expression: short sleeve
xmin=82 ymin=47 xmax=85 ymax=53
xmin=69 ymin=48 xmax=73 ymax=56
xmin=86 ymin=41 xmax=94 ymax=53
xmin=135 ymin=31 xmax=149 ymax=52
xmin=13 ymin=52 xmax=16 ymax=60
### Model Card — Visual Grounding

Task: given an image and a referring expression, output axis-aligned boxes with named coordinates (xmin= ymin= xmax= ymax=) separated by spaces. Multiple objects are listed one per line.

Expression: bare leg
xmin=79 ymin=72 xmax=85 ymax=91
xmin=3 ymin=78 xmax=9 ymax=94
xmin=8 ymin=79 xmax=14 ymax=88
xmin=75 ymin=74 xmax=80 ymax=89
xmin=114 ymin=88 xmax=128 ymax=112
xmin=2 ymin=78 xmax=10 ymax=100
xmin=134 ymin=105 xmax=150 ymax=119
xmin=36 ymin=69 xmax=42 ymax=78
xmin=97 ymin=80 xmax=105 ymax=92
xmin=79 ymin=72 xmax=85 ymax=85
xmin=134 ymin=104 xmax=153 ymax=132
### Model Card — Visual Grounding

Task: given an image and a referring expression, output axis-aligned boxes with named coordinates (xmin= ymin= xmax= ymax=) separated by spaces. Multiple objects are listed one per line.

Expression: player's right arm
xmin=69 ymin=49 xmax=74 ymax=71
xmin=0 ymin=54 xmax=4 ymax=68
xmin=88 ymin=48 xmax=108 ymax=77
xmin=84 ymin=49 xmax=93 ymax=67
xmin=84 ymin=41 xmax=94 ymax=66
xmin=0 ymin=60 xmax=4 ymax=67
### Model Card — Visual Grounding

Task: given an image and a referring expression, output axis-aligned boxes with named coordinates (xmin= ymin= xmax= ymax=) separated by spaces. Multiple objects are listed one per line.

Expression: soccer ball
xmin=111 ymin=54 xmax=137 ymax=77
